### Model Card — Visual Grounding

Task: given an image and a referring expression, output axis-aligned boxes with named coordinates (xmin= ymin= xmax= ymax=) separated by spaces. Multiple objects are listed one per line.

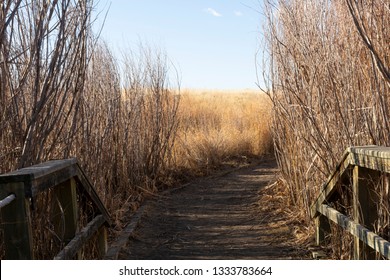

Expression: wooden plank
xmin=31 ymin=164 xmax=77 ymax=197
xmin=97 ymin=226 xmax=108 ymax=258
xmin=315 ymin=214 xmax=330 ymax=246
xmin=104 ymin=203 xmax=148 ymax=260
xmin=318 ymin=204 xmax=390 ymax=259
xmin=0 ymin=158 xmax=77 ymax=183
xmin=54 ymin=215 xmax=106 ymax=260
xmin=0 ymin=158 xmax=111 ymax=223
xmin=0 ymin=158 xmax=77 ymax=198
xmin=354 ymin=153 xmax=390 ymax=172
xmin=349 ymin=147 xmax=390 ymax=173
xmin=1 ymin=159 xmax=111 ymax=223
xmin=52 ymin=178 xmax=79 ymax=253
xmin=75 ymin=164 xmax=112 ymax=226
xmin=0 ymin=194 xmax=16 ymax=208
xmin=0 ymin=182 xmax=34 ymax=259
xmin=348 ymin=146 xmax=390 ymax=160
xmin=310 ymin=151 xmax=352 ymax=218
xmin=353 ymin=166 xmax=380 ymax=259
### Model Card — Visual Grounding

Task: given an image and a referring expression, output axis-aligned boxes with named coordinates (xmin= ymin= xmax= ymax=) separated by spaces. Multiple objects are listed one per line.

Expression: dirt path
xmin=116 ymin=158 xmax=310 ymax=259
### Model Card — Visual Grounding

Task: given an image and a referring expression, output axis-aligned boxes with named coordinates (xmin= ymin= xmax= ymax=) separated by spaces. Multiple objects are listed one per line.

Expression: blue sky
xmin=93 ymin=0 xmax=263 ymax=89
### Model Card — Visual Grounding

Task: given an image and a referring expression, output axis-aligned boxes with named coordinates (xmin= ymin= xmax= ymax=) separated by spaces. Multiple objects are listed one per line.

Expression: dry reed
xmin=262 ymin=0 xmax=389 ymax=259
xmin=0 ymin=1 xmax=179 ymax=259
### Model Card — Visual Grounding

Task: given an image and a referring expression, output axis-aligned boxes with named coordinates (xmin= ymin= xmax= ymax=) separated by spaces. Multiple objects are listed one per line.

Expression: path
xmin=116 ymin=158 xmax=310 ymax=259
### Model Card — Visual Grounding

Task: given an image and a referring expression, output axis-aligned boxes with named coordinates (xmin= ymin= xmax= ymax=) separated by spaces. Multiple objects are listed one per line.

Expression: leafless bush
xmin=0 ymin=0 xmax=95 ymax=259
xmin=0 ymin=0 xmax=93 ymax=171
xmin=0 ymin=1 xmax=180 ymax=259
xmin=72 ymin=40 xmax=124 ymax=209
xmin=120 ymin=43 xmax=180 ymax=190
xmin=262 ymin=0 xmax=389 ymax=258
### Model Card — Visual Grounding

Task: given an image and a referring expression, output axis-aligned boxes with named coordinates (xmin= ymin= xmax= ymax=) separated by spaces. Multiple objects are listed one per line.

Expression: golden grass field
xmin=171 ymin=88 xmax=273 ymax=177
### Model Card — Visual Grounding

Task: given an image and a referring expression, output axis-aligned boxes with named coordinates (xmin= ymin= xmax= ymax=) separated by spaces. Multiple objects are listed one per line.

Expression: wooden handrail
xmin=0 ymin=158 xmax=112 ymax=260
xmin=317 ymin=204 xmax=390 ymax=259
xmin=0 ymin=158 xmax=78 ymax=198
xmin=54 ymin=215 xmax=106 ymax=260
xmin=311 ymin=146 xmax=390 ymax=259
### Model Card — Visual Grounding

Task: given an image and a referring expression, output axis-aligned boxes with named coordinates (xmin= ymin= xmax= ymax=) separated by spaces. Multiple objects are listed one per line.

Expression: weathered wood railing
xmin=311 ymin=146 xmax=390 ymax=259
xmin=0 ymin=158 xmax=112 ymax=259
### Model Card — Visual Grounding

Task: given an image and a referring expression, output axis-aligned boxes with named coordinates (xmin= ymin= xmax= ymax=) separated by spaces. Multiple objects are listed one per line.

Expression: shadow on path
xmin=118 ymin=158 xmax=309 ymax=259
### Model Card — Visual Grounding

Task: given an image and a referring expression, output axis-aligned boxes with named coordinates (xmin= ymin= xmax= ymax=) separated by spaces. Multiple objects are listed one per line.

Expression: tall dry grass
xmin=172 ymin=89 xmax=273 ymax=177
xmin=262 ymin=0 xmax=389 ymax=258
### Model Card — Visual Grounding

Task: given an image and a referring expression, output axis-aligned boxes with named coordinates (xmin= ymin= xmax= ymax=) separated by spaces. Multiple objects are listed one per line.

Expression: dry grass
xmin=262 ymin=0 xmax=389 ymax=259
xmin=257 ymin=179 xmax=315 ymax=257
xmin=171 ymin=89 xmax=273 ymax=177
xmin=0 ymin=2 xmax=275 ymax=260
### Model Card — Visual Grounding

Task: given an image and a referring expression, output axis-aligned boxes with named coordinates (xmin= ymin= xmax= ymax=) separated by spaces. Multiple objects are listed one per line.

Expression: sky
xmin=93 ymin=0 xmax=264 ymax=90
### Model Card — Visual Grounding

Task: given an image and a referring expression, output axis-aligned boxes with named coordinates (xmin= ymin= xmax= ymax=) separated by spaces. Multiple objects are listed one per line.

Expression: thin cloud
xmin=205 ymin=8 xmax=222 ymax=17
xmin=234 ymin=11 xmax=243 ymax=17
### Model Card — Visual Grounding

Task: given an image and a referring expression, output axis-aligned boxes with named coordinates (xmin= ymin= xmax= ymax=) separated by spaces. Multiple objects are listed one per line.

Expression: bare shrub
xmin=0 ymin=0 xmax=95 ymax=259
xmin=120 ymin=43 xmax=180 ymax=190
xmin=0 ymin=1 xmax=180 ymax=258
xmin=0 ymin=0 xmax=93 ymax=171
xmin=262 ymin=0 xmax=389 ymax=258
xmin=72 ymin=40 xmax=125 ymax=212
xmin=66 ymin=40 xmax=181 ymax=227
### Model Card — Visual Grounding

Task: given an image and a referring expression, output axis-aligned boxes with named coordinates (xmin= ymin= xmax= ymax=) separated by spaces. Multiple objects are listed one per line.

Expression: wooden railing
xmin=0 ymin=158 xmax=112 ymax=260
xmin=311 ymin=146 xmax=390 ymax=259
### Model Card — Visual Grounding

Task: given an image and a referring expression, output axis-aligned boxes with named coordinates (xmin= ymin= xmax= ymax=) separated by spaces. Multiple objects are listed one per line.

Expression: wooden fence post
xmin=0 ymin=182 xmax=34 ymax=259
xmin=316 ymin=214 xmax=330 ymax=246
xmin=52 ymin=178 xmax=79 ymax=257
xmin=97 ymin=226 xmax=108 ymax=258
xmin=353 ymin=166 xmax=380 ymax=259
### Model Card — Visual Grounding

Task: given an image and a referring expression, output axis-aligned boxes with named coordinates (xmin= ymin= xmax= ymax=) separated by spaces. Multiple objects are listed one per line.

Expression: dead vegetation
xmin=172 ymin=89 xmax=273 ymax=178
xmin=261 ymin=0 xmax=389 ymax=258
xmin=0 ymin=0 xmax=179 ymax=259
xmin=0 ymin=1 xmax=273 ymax=259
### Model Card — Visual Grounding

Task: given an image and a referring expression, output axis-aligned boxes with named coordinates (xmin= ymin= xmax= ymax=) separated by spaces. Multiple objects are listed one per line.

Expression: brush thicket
xmin=263 ymin=0 xmax=389 ymax=258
